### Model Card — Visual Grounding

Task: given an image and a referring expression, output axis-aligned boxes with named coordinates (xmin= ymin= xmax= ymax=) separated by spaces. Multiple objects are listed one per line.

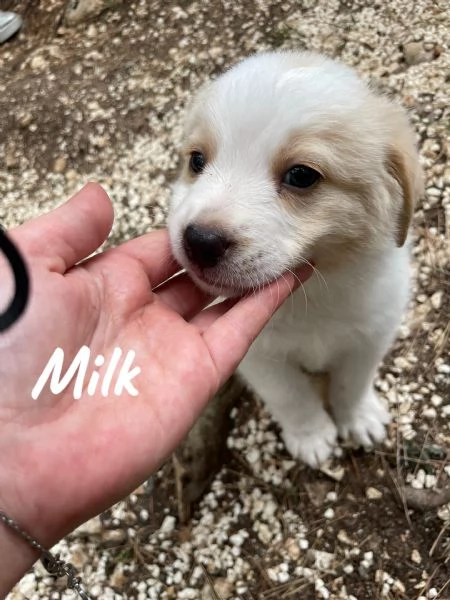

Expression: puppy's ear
xmin=386 ymin=114 xmax=424 ymax=247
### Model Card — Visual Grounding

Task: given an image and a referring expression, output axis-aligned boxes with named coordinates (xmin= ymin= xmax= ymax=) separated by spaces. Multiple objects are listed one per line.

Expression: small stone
xmin=430 ymin=291 xmax=443 ymax=310
xmin=110 ymin=564 xmax=127 ymax=587
xmin=344 ymin=564 xmax=354 ymax=574
xmin=18 ymin=573 xmax=37 ymax=595
xmin=262 ymin=500 xmax=278 ymax=520
xmin=337 ymin=530 xmax=354 ymax=545
xmin=320 ymin=464 xmax=345 ymax=481
xmin=278 ymin=571 xmax=290 ymax=583
xmin=87 ymin=24 xmax=97 ymax=38
xmin=431 ymin=394 xmax=443 ymax=406
xmin=256 ymin=522 xmax=272 ymax=545
xmin=5 ymin=152 xmax=19 ymax=169
xmin=229 ymin=532 xmax=245 ymax=546
xmin=403 ymin=42 xmax=426 ymax=65
xmin=246 ymin=448 xmax=260 ymax=464
xmin=427 ymin=187 xmax=441 ymax=197
xmin=422 ymin=406 xmax=437 ymax=419
xmin=74 ymin=516 xmax=102 ymax=536
xmin=140 ymin=509 xmax=149 ymax=522
xmin=425 ymin=474 xmax=437 ymax=489
xmin=202 ymin=578 xmax=233 ymax=600
xmin=66 ymin=168 xmax=79 ymax=181
xmin=324 ymin=508 xmax=335 ymax=519
xmin=315 ymin=578 xmax=330 ymax=599
xmin=366 ymin=487 xmax=383 ymax=500
xmin=285 ymin=538 xmax=300 ymax=560
xmin=102 ymin=528 xmax=127 ymax=545
xmin=411 ymin=549 xmax=422 ymax=564
xmin=394 ymin=356 xmax=410 ymax=369
xmin=53 ymin=157 xmax=67 ymax=173
xmin=392 ymin=580 xmax=406 ymax=593
xmin=310 ymin=550 xmax=335 ymax=571
xmin=411 ymin=478 xmax=424 ymax=490
xmin=160 ymin=515 xmax=176 ymax=533
xmin=443 ymin=167 xmax=450 ymax=186
xmin=17 ymin=111 xmax=33 ymax=127
xmin=30 ymin=54 xmax=48 ymax=70
xmin=179 ymin=589 xmax=197 ymax=599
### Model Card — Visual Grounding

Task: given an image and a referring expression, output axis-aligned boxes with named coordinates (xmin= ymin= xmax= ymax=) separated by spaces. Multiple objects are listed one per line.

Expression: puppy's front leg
xmin=330 ymin=346 xmax=391 ymax=447
xmin=239 ymin=353 xmax=337 ymax=468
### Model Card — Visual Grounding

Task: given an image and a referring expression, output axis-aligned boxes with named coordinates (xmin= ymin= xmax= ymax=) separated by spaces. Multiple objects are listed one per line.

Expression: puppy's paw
xmin=281 ymin=412 xmax=338 ymax=468
xmin=334 ymin=390 xmax=391 ymax=447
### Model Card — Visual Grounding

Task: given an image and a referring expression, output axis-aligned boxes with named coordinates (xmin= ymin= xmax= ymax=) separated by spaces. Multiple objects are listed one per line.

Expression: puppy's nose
xmin=183 ymin=224 xmax=230 ymax=269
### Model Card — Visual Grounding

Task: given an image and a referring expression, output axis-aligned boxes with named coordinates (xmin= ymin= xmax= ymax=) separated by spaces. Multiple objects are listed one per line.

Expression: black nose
xmin=183 ymin=224 xmax=231 ymax=269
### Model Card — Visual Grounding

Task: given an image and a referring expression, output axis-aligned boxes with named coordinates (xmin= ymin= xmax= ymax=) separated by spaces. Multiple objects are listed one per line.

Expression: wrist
xmin=0 ymin=442 xmax=63 ymax=595
xmin=0 ymin=504 xmax=40 ymax=596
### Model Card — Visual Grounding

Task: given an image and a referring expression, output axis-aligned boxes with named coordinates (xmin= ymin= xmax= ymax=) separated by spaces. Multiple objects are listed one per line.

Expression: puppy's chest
xmin=259 ymin=310 xmax=346 ymax=373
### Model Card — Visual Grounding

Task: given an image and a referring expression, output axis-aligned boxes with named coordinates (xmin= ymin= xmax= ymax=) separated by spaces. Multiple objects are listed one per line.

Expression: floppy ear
xmin=386 ymin=120 xmax=424 ymax=247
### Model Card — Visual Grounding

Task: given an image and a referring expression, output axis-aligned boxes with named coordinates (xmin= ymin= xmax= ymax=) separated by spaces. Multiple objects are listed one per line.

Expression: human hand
xmin=0 ymin=184 xmax=311 ymax=591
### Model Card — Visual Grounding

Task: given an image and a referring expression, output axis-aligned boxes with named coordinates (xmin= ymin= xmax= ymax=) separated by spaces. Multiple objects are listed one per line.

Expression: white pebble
xmin=422 ymin=407 xmax=437 ymax=419
xmin=431 ymin=394 xmax=442 ymax=406
xmin=343 ymin=564 xmax=354 ymax=574
xmin=425 ymin=474 xmax=437 ymax=489
xmin=299 ymin=538 xmax=309 ymax=550
xmin=366 ymin=487 xmax=383 ymax=500
xmin=160 ymin=515 xmax=176 ymax=533
xmin=178 ymin=589 xmax=197 ymax=599
xmin=246 ymin=448 xmax=260 ymax=464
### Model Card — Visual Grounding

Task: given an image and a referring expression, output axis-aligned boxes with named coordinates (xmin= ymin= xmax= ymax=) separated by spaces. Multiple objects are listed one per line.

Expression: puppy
xmin=168 ymin=51 xmax=423 ymax=467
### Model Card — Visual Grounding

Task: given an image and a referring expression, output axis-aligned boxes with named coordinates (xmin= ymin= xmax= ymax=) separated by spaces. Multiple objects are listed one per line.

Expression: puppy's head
xmin=168 ymin=51 xmax=423 ymax=296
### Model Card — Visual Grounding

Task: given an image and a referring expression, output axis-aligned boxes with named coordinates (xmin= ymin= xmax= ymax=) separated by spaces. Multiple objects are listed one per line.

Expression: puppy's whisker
xmin=311 ymin=264 xmax=329 ymax=296
xmin=285 ymin=268 xmax=307 ymax=316
xmin=279 ymin=272 xmax=295 ymax=315
xmin=297 ymin=255 xmax=329 ymax=297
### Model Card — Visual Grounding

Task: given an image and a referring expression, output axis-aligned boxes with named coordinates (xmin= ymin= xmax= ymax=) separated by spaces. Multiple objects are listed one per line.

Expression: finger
xmin=109 ymin=228 xmax=181 ymax=288
xmin=190 ymin=297 xmax=238 ymax=332
xmin=202 ymin=265 xmax=313 ymax=382
xmin=156 ymin=272 xmax=213 ymax=319
xmin=10 ymin=183 xmax=114 ymax=274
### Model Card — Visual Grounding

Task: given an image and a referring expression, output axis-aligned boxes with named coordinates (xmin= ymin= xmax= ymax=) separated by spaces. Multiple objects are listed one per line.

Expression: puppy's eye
xmin=189 ymin=151 xmax=206 ymax=174
xmin=282 ymin=165 xmax=321 ymax=189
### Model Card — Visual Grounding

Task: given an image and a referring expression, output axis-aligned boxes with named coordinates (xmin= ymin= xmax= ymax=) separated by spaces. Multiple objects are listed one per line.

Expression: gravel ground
xmin=1 ymin=0 xmax=449 ymax=598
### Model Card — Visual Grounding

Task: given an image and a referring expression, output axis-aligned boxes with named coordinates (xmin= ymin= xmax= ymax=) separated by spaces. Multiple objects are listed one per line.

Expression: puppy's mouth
xmin=184 ymin=261 xmax=313 ymax=298
xmin=172 ymin=223 xmax=313 ymax=297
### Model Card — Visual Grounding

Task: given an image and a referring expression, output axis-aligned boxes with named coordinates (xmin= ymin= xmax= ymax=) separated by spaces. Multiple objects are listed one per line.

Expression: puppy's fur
xmin=168 ymin=51 xmax=423 ymax=467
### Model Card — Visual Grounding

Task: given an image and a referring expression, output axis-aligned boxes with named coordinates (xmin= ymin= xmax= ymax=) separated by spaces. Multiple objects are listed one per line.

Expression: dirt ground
xmin=1 ymin=1 xmax=449 ymax=599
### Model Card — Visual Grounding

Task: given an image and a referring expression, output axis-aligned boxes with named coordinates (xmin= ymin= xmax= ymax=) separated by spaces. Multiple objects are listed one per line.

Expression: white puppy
xmin=168 ymin=51 xmax=423 ymax=467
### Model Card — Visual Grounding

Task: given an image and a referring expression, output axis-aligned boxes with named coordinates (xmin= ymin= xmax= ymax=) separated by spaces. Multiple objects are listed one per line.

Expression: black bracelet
xmin=0 ymin=226 xmax=30 ymax=333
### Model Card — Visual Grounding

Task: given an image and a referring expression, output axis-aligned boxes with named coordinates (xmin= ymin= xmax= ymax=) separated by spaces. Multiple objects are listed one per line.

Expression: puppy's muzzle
xmin=183 ymin=224 xmax=232 ymax=269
